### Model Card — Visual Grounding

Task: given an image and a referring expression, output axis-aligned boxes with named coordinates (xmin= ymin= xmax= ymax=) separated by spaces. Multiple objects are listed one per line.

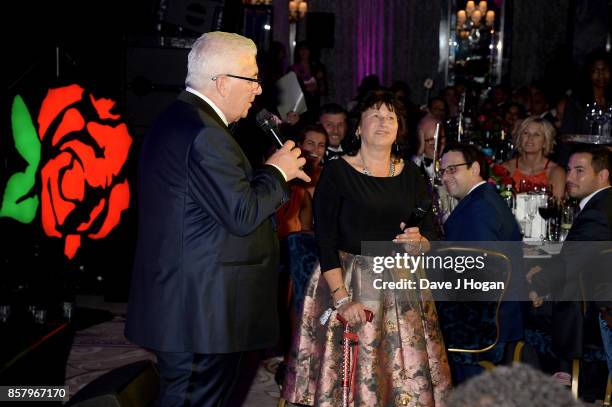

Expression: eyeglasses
xmin=211 ymin=74 xmax=262 ymax=85
xmin=439 ymin=162 xmax=471 ymax=176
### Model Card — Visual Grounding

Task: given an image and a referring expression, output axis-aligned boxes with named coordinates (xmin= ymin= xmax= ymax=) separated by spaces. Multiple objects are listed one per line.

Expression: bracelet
xmin=331 ymin=285 xmax=345 ymax=295
xmin=334 ymin=296 xmax=350 ymax=309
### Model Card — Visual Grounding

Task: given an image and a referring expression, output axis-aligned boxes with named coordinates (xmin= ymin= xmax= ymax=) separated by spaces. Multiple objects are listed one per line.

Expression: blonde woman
xmin=502 ymin=116 xmax=566 ymax=199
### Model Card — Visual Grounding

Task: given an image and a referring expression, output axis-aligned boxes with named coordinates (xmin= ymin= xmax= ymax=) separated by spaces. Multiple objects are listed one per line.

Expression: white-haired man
xmin=126 ymin=32 xmax=309 ymax=406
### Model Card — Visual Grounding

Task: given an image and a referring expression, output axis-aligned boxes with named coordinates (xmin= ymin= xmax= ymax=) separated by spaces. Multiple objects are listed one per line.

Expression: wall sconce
xmin=289 ymin=0 xmax=307 ymax=22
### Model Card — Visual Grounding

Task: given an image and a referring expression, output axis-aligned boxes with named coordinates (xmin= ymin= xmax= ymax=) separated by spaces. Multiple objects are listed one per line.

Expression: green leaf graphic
xmin=0 ymin=95 xmax=41 ymax=223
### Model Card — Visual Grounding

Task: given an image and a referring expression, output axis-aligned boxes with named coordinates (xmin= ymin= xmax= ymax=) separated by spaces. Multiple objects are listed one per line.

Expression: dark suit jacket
xmin=443 ymin=182 xmax=524 ymax=343
xmin=532 ymin=187 xmax=612 ymax=358
xmin=444 ymin=183 xmax=522 ymax=242
xmin=125 ymin=91 xmax=289 ymax=354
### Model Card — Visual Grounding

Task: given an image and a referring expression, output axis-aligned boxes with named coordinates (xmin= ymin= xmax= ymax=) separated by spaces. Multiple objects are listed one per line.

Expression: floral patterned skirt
xmin=281 ymin=251 xmax=452 ymax=406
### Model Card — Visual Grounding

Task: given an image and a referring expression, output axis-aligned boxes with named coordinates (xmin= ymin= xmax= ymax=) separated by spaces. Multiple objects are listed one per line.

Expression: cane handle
xmin=336 ymin=309 xmax=374 ymax=325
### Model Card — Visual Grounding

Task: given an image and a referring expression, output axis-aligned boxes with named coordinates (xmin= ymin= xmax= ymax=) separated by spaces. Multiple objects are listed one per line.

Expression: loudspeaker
xmin=67 ymin=360 xmax=159 ymax=407
xmin=306 ymin=12 xmax=335 ymax=48
xmin=164 ymin=0 xmax=225 ymax=34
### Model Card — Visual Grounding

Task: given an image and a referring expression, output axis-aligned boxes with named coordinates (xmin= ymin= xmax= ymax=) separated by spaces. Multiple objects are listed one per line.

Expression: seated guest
xmin=440 ymin=144 xmax=524 ymax=383
xmin=413 ymin=115 xmax=455 ymax=227
xmin=502 ymin=116 xmax=566 ymax=199
xmin=529 ymin=147 xmax=612 ymax=382
xmin=443 ymin=86 xmax=460 ymax=118
xmin=561 ymin=50 xmax=611 ymax=135
xmin=501 ymin=102 xmax=526 ymax=141
xmin=529 ymin=87 xmax=551 ymax=120
xmin=275 ymin=132 xmax=320 ymax=387
xmin=413 ymin=115 xmax=446 ymax=181
xmin=297 ymin=124 xmax=328 ymax=197
xmin=427 ymin=96 xmax=448 ymax=123
xmin=318 ymin=103 xmax=348 ymax=161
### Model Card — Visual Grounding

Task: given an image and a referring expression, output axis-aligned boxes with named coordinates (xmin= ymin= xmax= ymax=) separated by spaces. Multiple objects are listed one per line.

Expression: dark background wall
xmin=308 ymin=0 xmax=445 ymax=107
xmin=510 ymin=0 xmax=572 ymax=91
xmin=308 ymin=0 xmax=610 ymax=106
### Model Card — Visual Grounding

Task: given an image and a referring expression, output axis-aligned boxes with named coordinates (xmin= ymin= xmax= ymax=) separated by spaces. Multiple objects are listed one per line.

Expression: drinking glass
xmin=559 ymin=203 xmax=574 ymax=242
xmin=525 ymin=196 xmax=538 ymax=239
xmin=537 ymin=199 xmax=550 ymax=241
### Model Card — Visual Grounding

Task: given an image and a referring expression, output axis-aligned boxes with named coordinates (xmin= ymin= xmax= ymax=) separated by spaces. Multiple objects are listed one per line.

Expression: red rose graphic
xmin=38 ymin=84 xmax=132 ymax=259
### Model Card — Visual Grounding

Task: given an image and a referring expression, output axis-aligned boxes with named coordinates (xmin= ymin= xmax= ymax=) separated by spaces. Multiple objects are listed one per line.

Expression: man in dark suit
xmin=439 ymin=144 xmax=524 ymax=382
xmin=319 ymin=103 xmax=348 ymax=162
xmin=442 ymin=144 xmax=521 ymax=241
xmin=529 ymin=146 xmax=612 ymax=380
xmin=125 ymin=32 xmax=310 ymax=407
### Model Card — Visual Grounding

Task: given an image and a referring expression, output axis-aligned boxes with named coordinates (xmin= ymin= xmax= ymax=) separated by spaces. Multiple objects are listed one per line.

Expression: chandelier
xmin=457 ymin=0 xmax=495 ymax=32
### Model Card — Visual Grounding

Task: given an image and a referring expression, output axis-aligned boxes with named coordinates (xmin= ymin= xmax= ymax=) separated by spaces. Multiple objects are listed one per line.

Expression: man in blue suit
xmin=125 ymin=32 xmax=310 ymax=407
xmin=439 ymin=144 xmax=524 ymax=382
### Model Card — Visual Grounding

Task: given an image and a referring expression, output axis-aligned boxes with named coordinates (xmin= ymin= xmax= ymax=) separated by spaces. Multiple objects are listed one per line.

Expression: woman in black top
xmin=282 ymin=91 xmax=451 ymax=406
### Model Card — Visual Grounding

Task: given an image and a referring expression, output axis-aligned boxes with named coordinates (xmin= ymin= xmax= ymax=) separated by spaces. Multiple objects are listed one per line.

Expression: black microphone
xmin=403 ymin=198 xmax=433 ymax=231
xmin=256 ymin=109 xmax=284 ymax=148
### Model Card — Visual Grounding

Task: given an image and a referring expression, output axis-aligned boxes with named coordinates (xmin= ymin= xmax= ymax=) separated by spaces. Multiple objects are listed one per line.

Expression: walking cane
xmin=335 ymin=310 xmax=374 ymax=407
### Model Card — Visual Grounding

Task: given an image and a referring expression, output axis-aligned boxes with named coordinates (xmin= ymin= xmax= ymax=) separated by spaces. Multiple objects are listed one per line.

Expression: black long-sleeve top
xmin=313 ymin=157 xmax=438 ymax=272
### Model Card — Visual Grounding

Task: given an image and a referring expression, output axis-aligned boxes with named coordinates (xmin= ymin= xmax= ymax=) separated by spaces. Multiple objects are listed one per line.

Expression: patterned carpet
xmin=64 ymin=297 xmax=282 ymax=405
xmin=65 ymin=315 xmax=156 ymax=398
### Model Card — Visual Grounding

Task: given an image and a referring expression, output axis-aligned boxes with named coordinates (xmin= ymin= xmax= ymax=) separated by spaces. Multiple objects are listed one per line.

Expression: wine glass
xmin=538 ymin=193 xmax=557 ymax=241
xmin=559 ymin=202 xmax=574 ymax=242
xmin=525 ymin=195 xmax=538 ymax=239
xmin=537 ymin=199 xmax=550 ymax=241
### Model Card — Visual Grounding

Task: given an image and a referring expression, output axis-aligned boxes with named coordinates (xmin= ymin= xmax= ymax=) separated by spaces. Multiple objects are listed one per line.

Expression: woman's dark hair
xmin=345 ymin=90 xmax=407 ymax=158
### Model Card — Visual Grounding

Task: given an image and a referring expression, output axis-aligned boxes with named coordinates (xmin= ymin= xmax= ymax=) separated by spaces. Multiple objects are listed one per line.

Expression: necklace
xmin=361 ymin=154 xmax=395 ymax=176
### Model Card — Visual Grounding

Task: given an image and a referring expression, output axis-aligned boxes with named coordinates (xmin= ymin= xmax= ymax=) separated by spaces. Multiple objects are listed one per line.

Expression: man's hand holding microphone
xmin=266 ymin=140 xmax=311 ymax=183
